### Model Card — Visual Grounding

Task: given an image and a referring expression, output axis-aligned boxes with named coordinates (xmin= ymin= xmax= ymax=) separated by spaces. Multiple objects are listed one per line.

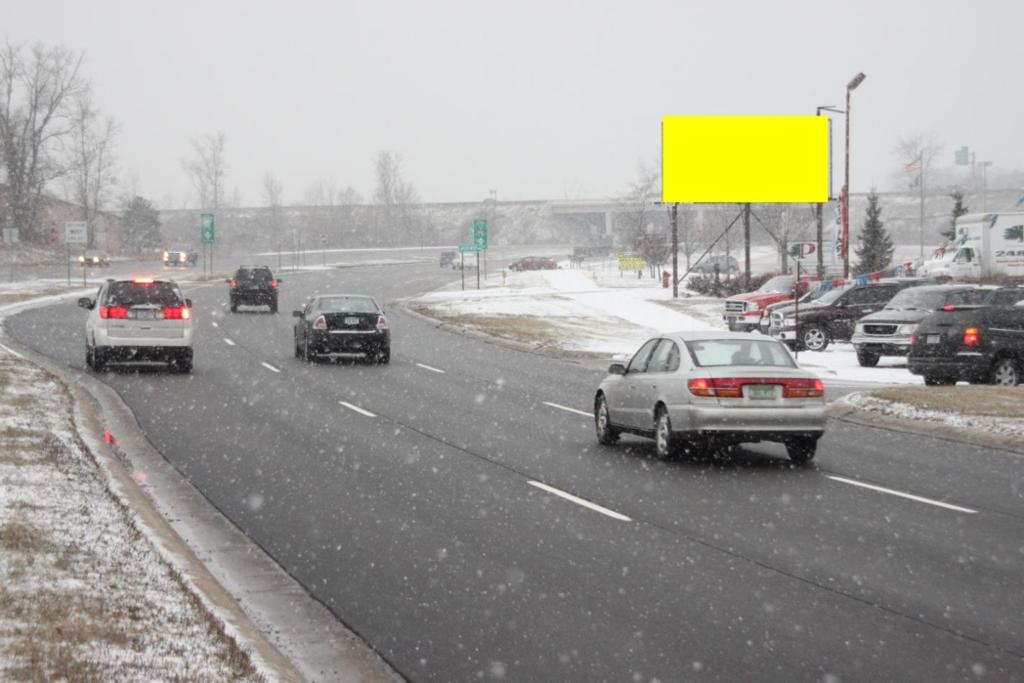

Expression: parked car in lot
xmin=757 ymin=287 xmax=831 ymax=334
xmin=78 ymin=277 xmax=194 ymax=373
xmin=77 ymin=250 xmax=110 ymax=267
xmin=908 ymin=286 xmax=1024 ymax=385
xmin=227 ymin=266 xmax=280 ymax=313
xmin=724 ymin=274 xmax=818 ymax=332
xmin=769 ymin=279 xmax=925 ymax=351
xmin=508 ymin=256 xmax=558 ymax=271
xmin=162 ymin=245 xmax=199 ymax=267
xmin=851 ymin=285 xmax=992 ymax=366
xmin=293 ymin=294 xmax=390 ymax=363
xmin=692 ymin=254 xmax=740 ymax=276
xmin=593 ymin=331 xmax=826 ymax=463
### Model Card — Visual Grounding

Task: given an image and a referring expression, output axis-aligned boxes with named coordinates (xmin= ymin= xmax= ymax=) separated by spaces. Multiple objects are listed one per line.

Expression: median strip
xmin=543 ymin=401 xmax=592 ymax=418
xmin=826 ymin=475 xmax=977 ymax=514
xmin=527 ymin=480 xmax=632 ymax=521
xmin=260 ymin=362 xmax=281 ymax=374
xmin=339 ymin=400 xmax=376 ymax=417
xmin=416 ymin=362 xmax=445 ymax=374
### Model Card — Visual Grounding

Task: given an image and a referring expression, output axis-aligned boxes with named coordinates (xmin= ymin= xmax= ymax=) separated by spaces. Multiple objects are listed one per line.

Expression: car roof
xmin=663 ymin=330 xmax=785 ymax=343
xmin=313 ymin=293 xmax=376 ymax=302
xmin=236 ymin=265 xmax=273 ymax=271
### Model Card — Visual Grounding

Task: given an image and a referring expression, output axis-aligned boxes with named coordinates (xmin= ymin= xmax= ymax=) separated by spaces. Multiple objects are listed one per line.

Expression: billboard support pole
xmin=670 ymin=203 xmax=679 ymax=299
xmin=815 ymin=203 xmax=824 ymax=278
xmin=743 ymin=203 xmax=751 ymax=290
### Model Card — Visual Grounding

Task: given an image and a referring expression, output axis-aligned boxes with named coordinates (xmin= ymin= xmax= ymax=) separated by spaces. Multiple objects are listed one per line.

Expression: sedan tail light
xmin=312 ymin=315 xmax=327 ymax=330
xmin=376 ymin=315 xmax=389 ymax=330
xmin=688 ymin=377 xmax=824 ymax=398
xmin=687 ymin=378 xmax=741 ymax=398
xmin=963 ymin=326 xmax=981 ymax=347
xmin=782 ymin=378 xmax=825 ymax=398
xmin=99 ymin=305 xmax=128 ymax=319
xmin=270 ymin=279 xmax=278 ymax=289
xmin=162 ymin=306 xmax=191 ymax=320
xmin=229 ymin=278 xmax=237 ymax=289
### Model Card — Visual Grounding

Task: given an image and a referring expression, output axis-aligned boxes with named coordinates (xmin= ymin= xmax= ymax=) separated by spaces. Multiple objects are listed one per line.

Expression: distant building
xmin=0 ymin=184 xmax=123 ymax=249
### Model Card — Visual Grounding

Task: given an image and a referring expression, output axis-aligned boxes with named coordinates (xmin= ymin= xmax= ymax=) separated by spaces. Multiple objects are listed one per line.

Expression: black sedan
xmin=293 ymin=295 xmax=390 ymax=363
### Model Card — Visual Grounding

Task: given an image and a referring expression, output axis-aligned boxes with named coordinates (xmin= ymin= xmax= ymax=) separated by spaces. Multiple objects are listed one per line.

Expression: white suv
xmin=78 ymin=277 xmax=194 ymax=373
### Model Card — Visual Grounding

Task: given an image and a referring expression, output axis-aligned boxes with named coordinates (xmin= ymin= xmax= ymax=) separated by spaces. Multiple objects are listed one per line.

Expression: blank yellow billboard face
xmin=662 ymin=116 xmax=829 ymax=203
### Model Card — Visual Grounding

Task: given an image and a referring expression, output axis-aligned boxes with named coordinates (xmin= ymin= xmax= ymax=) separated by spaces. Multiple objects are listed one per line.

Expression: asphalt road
xmin=5 ymin=262 xmax=1024 ymax=682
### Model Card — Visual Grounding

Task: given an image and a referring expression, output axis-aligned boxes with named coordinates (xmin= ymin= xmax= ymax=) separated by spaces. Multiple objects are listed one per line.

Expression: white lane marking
xmin=212 ymin=321 xmax=219 ymax=328
xmin=527 ymin=480 xmax=633 ymax=522
xmin=543 ymin=401 xmax=592 ymax=418
xmin=0 ymin=341 xmax=25 ymax=359
xmin=339 ymin=400 xmax=376 ymax=417
xmin=826 ymin=475 xmax=978 ymax=514
xmin=416 ymin=362 xmax=445 ymax=374
xmin=260 ymin=362 xmax=281 ymax=373
xmin=223 ymin=338 xmax=236 ymax=346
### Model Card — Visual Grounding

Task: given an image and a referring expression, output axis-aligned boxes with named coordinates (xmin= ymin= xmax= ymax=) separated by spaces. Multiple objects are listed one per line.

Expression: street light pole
xmin=843 ymin=72 xmax=866 ymax=280
xmin=816 ymin=105 xmax=845 ymax=279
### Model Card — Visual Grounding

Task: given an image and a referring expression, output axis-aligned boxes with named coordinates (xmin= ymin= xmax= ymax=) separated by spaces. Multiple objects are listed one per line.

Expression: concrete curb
xmin=1 ymin=296 xmax=402 ymax=683
xmin=827 ymin=400 xmax=1024 ymax=457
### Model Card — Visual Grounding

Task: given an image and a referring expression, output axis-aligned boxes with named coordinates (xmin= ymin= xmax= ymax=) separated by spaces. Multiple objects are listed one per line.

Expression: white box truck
xmin=945 ymin=212 xmax=1024 ymax=279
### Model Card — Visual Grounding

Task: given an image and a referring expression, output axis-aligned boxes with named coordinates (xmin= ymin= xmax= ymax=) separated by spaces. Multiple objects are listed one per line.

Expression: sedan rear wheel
xmin=990 ymin=358 xmax=1021 ymax=386
xmin=594 ymin=395 xmax=619 ymax=445
xmin=654 ymin=408 xmax=679 ymax=458
xmin=85 ymin=344 xmax=94 ymax=369
xmin=304 ymin=338 xmax=314 ymax=363
xmin=786 ymin=436 xmax=817 ymax=465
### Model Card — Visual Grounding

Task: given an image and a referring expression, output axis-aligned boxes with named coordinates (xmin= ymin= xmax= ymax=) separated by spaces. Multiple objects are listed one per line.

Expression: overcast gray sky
xmin=5 ymin=0 xmax=1023 ymax=206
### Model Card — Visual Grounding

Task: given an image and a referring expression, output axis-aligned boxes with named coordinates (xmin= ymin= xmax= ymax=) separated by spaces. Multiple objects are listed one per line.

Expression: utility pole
xmin=919 ymin=152 xmax=926 ymax=260
xmin=843 ymin=72 xmax=866 ymax=279
xmin=670 ymin=203 xmax=679 ymax=299
xmin=815 ymin=203 xmax=824 ymax=278
xmin=743 ymin=203 xmax=751 ymax=290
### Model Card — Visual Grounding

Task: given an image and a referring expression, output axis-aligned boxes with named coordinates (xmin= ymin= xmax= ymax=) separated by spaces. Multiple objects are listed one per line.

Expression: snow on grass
xmin=0 ymin=354 xmax=264 ymax=681
xmin=838 ymin=390 xmax=1024 ymax=437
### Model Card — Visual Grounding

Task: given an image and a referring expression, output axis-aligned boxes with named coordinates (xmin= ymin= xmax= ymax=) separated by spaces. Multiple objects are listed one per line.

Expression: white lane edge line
xmin=223 ymin=338 xmax=236 ymax=346
xmin=543 ymin=401 xmax=592 ymax=418
xmin=260 ymin=361 xmax=281 ymax=373
xmin=826 ymin=475 xmax=977 ymax=514
xmin=0 ymin=341 xmax=25 ymax=359
xmin=339 ymin=400 xmax=376 ymax=417
xmin=527 ymin=480 xmax=632 ymax=522
xmin=415 ymin=362 xmax=445 ymax=374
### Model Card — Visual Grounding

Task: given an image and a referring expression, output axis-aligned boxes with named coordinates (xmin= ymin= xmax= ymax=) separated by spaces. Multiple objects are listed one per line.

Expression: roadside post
xmin=200 ymin=213 xmax=215 ymax=280
xmin=64 ymin=221 xmax=87 ymax=286
xmin=320 ymin=233 xmax=328 ymax=267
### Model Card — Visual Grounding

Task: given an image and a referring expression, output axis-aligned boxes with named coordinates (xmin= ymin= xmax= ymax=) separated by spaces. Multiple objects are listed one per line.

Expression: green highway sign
xmin=472 ymin=218 xmax=488 ymax=249
xmin=459 ymin=243 xmax=483 ymax=253
xmin=200 ymin=213 xmax=216 ymax=244
xmin=954 ymin=146 xmax=970 ymax=166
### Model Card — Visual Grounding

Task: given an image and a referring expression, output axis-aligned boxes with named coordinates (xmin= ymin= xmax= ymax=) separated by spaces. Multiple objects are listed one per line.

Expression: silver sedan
xmin=594 ymin=331 xmax=827 ymax=463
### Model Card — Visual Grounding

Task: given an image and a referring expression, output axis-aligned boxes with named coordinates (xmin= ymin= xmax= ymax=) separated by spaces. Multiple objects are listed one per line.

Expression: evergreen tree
xmin=121 ymin=196 xmax=162 ymax=250
xmin=854 ymin=190 xmax=894 ymax=274
xmin=944 ymin=189 xmax=968 ymax=241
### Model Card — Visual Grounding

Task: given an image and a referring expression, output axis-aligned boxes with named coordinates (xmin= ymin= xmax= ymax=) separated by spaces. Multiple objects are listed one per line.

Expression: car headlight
xmin=179 ymin=253 xmax=187 ymax=262
xmin=162 ymin=251 xmax=169 ymax=260
xmin=783 ymin=317 xmax=797 ymax=327
xmin=898 ymin=324 xmax=918 ymax=335
xmin=855 ymin=323 xmax=865 ymax=334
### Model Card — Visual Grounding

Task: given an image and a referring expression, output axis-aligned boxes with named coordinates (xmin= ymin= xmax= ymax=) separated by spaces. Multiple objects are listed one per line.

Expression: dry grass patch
xmin=0 ymin=285 xmax=81 ymax=307
xmin=872 ymin=385 xmax=1024 ymax=418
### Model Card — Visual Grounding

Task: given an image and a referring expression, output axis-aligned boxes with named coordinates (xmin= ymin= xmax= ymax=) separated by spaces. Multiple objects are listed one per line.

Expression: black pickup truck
xmin=908 ymin=286 xmax=1024 ymax=385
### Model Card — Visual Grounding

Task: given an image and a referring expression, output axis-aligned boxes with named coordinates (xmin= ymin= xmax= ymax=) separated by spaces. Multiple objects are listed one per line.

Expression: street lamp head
xmin=847 ymin=72 xmax=866 ymax=91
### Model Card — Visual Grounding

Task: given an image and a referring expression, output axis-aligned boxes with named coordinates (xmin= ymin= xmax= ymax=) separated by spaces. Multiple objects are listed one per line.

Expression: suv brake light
xmin=99 ymin=305 xmax=128 ymax=319
xmin=133 ymin=277 xmax=154 ymax=284
xmin=942 ymin=305 xmax=955 ymax=311
xmin=963 ymin=326 xmax=981 ymax=347
xmin=270 ymin=279 xmax=278 ymax=289
xmin=376 ymin=315 xmax=388 ymax=330
xmin=162 ymin=306 xmax=191 ymax=320
xmin=312 ymin=315 xmax=327 ymax=330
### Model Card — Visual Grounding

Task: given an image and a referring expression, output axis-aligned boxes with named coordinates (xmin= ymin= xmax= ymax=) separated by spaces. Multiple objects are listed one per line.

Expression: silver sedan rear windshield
xmin=686 ymin=339 xmax=796 ymax=368
xmin=105 ymin=282 xmax=182 ymax=307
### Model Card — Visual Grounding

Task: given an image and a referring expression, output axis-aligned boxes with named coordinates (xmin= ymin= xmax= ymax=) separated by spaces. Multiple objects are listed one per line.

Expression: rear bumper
xmin=676 ymin=404 xmax=827 ymax=433
xmin=907 ymin=353 xmax=988 ymax=379
xmin=310 ymin=330 xmax=389 ymax=355
xmin=232 ymin=291 xmax=277 ymax=304
xmin=96 ymin=346 xmax=191 ymax=362
xmin=95 ymin=327 xmax=193 ymax=348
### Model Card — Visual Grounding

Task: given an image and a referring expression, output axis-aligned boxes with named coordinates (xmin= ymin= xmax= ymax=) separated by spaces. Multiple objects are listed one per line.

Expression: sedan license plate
xmin=344 ymin=317 xmax=361 ymax=326
xmin=926 ymin=334 xmax=940 ymax=344
xmin=745 ymin=384 xmax=776 ymax=400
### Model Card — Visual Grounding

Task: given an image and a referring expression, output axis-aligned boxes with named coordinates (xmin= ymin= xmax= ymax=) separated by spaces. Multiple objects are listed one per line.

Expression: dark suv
xmin=909 ymin=286 xmax=1024 ymax=385
xmin=228 ymin=266 xmax=280 ymax=313
xmin=769 ymin=279 xmax=924 ymax=352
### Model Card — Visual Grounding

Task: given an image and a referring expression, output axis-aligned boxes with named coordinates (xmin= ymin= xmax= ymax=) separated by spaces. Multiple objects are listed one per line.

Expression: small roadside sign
xmin=472 ymin=219 xmax=488 ymax=249
xmin=319 ymin=233 xmax=328 ymax=247
xmin=64 ymin=221 xmax=87 ymax=244
xmin=617 ymin=254 xmax=646 ymax=270
xmin=459 ymin=243 xmax=483 ymax=253
xmin=200 ymin=213 xmax=216 ymax=244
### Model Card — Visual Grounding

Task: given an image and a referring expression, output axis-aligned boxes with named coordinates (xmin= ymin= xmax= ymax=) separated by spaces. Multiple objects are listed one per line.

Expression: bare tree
xmin=753 ymin=204 xmax=814 ymax=273
xmin=624 ymin=161 xmax=661 ymax=254
xmin=0 ymin=42 xmax=86 ymax=242
xmin=182 ymin=131 xmax=228 ymax=210
xmin=373 ymin=151 xmax=420 ymax=246
xmin=262 ymin=172 xmax=284 ymax=257
xmin=66 ymin=91 xmax=119 ymax=247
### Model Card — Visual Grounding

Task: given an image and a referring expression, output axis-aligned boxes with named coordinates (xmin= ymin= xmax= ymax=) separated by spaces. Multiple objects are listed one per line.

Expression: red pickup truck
xmin=722 ymin=275 xmax=817 ymax=332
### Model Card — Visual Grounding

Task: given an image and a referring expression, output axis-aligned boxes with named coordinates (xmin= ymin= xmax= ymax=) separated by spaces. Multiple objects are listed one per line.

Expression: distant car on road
xmin=227 ymin=266 xmax=280 ymax=313
xmin=78 ymin=277 xmax=194 ymax=373
xmin=908 ymin=286 xmax=1024 ymax=385
xmin=77 ymin=250 xmax=110 ymax=268
xmin=692 ymin=254 xmax=740 ymax=276
xmin=162 ymin=245 xmax=199 ymax=267
xmin=293 ymin=294 xmax=390 ymax=363
xmin=508 ymin=256 xmax=557 ymax=272
xmin=851 ymin=284 xmax=991 ymax=366
xmin=594 ymin=331 xmax=826 ymax=463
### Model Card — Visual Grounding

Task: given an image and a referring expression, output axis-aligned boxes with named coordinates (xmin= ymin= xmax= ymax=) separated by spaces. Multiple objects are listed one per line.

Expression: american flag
xmin=903 ymin=158 xmax=922 ymax=173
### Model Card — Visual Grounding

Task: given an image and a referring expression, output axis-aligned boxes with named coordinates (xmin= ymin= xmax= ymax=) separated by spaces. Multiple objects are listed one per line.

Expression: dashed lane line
xmin=223 ymin=338 xmax=236 ymax=346
xmin=339 ymin=400 xmax=376 ymax=417
xmin=826 ymin=475 xmax=978 ymax=514
xmin=261 ymin=362 xmax=281 ymax=373
xmin=416 ymin=362 xmax=445 ymax=374
xmin=527 ymin=480 xmax=633 ymax=522
xmin=543 ymin=401 xmax=592 ymax=418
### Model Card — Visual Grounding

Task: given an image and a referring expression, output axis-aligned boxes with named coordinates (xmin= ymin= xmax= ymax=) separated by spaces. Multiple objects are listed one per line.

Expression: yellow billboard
xmin=662 ymin=115 xmax=829 ymax=203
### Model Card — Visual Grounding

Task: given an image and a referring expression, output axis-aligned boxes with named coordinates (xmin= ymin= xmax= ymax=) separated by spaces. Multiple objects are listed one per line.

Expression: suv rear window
xmin=105 ymin=282 xmax=183 ymax=307
xmin=236 ymin=268 xmax=273 ymax=282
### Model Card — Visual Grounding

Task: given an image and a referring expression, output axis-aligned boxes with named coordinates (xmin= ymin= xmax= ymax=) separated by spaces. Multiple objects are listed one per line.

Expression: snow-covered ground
xmin=411 ymin=265 xmax=921 ymax=385
xmin=0 ymin=350 xmax=264 ymax=680
xmin=839 ymin=391 xmax=1024 ymax=437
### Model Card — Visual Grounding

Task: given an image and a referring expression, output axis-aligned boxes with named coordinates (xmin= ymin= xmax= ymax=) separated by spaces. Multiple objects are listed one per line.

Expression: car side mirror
xmin=77 ymin=297 xmax=93 ymax=309
xmin=185 ymin=299 xmax=193 ymax=308
xmin=609 ymin=363 xmax=627 ymax=375
xmin=292 ymin=310 xmax=303 ymax=318
xmin=276 ymin=278 xmax=283 ymax=283
xmin=224 ymin=278 xmax=232 ymax=283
